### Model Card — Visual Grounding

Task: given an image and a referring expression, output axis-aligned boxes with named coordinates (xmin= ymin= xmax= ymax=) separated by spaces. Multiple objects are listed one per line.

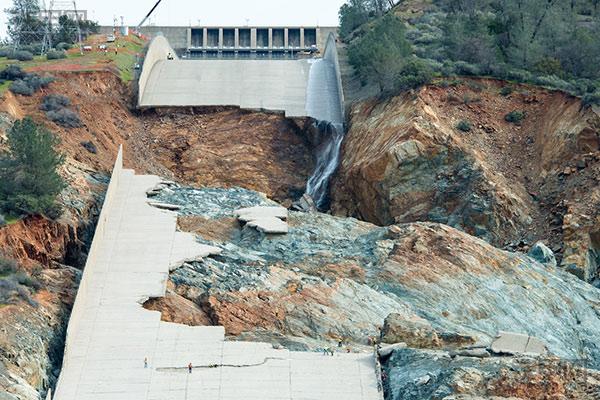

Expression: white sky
xmin=1 ymin=0 xmax=345 ymax=40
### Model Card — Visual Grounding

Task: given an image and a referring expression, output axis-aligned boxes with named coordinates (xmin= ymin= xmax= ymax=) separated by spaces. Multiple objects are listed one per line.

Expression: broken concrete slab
xmin=490 ymin=331 xmax=547 ymax=356
xmin=247 ymin=217 xmax=289 ymax=234
xmin=234 ymin=206 xmax=288 ymax=222
xmin=147 ymin=201 xmax=182 ymax=211
xmin=234 ymin=206 xmax=289 ymax=234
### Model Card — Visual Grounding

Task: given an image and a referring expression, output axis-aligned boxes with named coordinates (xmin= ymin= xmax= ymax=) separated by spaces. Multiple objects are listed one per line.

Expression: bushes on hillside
xmin=40 ymin=94 xmax=71 ymax=111
xmin=395 ymin=58 xmax=433 ymax=91
xmin=3 ymin=65 xmax=54 ymax=96
xmin=8 ymin=50 xmax=34 ymax=61
xmin=0 ymin=65 xmax=26 ymax=80
xmin=55 ymin=42 xmax=71 ymax=51
xmin=505 ymin=110 xmax=526 ymax=124
xmin=0 ymin=256 xmax=40 ymax=307
xmin=46 ymin=109 xmax=82 ymax=128
xmin=0 ymin=117 xmax=65 ymax=218
xmin=582 ymin=92 xmax=600 ymax=107
xmin=348 ymin=15 xmax=413 ymax=92
xmin=46 ymin=50 xmax=67 ymax=60
xmin=9 ymin=80 xmax=35 ymax=95
xmin=40 ymin=94 xmax=81 ymax=128
xmin=456 ymin=120 xmax=472 ymax=132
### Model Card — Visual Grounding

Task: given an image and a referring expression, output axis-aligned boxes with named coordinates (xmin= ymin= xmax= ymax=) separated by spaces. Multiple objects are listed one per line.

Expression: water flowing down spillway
xmin=306 ymin=121 xmax=344 ymax=208
xmin=305 ymin=57 xmax=345 ymax=209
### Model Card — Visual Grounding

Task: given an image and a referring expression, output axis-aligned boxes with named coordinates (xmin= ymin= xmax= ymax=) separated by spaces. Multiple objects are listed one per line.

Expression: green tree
xmin=348 ymin=15 xmax=412 ymax=92
xmin=5 ymin=0 xmax=45 ymax=47
xmin=0 ymin=117 xmax=65 ymax=217
xmin=54 ymin=14 xmax=78 ymax=44
xmin=339 ymin=0 xmax=371 ymax=39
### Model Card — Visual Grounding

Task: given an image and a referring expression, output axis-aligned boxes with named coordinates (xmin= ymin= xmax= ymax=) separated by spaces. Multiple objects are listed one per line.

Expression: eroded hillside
xmin=332 ymin=79 xmax=600 ymax=283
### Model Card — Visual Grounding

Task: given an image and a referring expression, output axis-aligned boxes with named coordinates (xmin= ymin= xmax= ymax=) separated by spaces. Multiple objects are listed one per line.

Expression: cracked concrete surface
xmin=53 ymin=155 xmax=381 ymax=400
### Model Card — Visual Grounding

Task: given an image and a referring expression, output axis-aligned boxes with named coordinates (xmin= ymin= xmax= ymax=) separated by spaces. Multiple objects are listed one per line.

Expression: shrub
xmin=467 ymin=80 xmax=486 ymax=92
xmin=395 ymin=58 xmax=433 ymax=91
xmin=0 ymin=214 xmax=5 ymax=227
xmin=582 ymin=92 xmax=600 ymax=108
xmin=0 ymin=256 xmax=17 ymax=275
xmin=0 ymin=65 xmax=26 ymax=80
xmin=0 ymin=48 xmax=12 ymax=58
xmin=456 ymin=120 xmax=472 ymax=132
xmin=9 ymin=80 xmax=34 ymax=96
xmin=9 ymin=73 xmax=54 ymax=96
xmin=505 ymin=110 xmax=526 ymax=124
xmin=10 ymin=50 xmax=34 ymax=61
xmin=19 ymin=44 xmax=42 ymax=55
xmin=452 ymin=61 xmax=481 ymax=76
xmin=55 ymin=42 xmax=71 ymax=51
xmin=40 ymin=94 xmax=71 ymax=112
xmin=25 ymin=74 xmax=54 ymax=91
xmin=46 ymin=50 xmax=66 ymax=60
xmin=500 ymin=86 xmax=513 ymax=96
xmin=46 ymin=108 xmax=82 ymax=128
xmin=14 ymin=272 xmax=41 ymax=290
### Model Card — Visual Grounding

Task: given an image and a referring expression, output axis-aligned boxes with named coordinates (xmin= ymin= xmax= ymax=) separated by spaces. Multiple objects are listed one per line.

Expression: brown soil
xmin=3 ymin=71 xmax=314 ymax=203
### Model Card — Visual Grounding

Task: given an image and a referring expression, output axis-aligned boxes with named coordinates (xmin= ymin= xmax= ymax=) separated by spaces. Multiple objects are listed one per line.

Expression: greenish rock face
xmin=156 ymin=186 xmax=600 ymax=367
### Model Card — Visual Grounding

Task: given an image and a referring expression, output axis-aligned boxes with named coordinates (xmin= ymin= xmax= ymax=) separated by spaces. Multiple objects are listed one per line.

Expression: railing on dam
xmin=52 ymin=145 xmax=123 ymax=398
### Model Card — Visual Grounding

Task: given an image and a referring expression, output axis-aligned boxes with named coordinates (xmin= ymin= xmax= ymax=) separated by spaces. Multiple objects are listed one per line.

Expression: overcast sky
xmin=1 ymin=0 xmax=345 ymax=40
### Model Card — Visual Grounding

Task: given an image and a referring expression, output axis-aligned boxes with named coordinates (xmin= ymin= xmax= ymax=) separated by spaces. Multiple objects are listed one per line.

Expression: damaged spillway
xmin=138 ymin=34 xmax=346 ymax=209
xmin=53 ymin=148 xmax=381 ymax=400
xmin=305 ymin=43 xmax=345 ymax=209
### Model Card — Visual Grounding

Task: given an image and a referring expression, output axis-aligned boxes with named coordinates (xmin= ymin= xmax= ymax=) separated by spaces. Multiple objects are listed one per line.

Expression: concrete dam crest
xmin=138 ymin=34 xmax=344 ymax=124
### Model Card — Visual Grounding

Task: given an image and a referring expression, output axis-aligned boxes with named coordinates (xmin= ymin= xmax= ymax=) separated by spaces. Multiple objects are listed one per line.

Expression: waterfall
xmin=306 ymin=121 xmax=344 ymax=209
xmin=305 ymin=54 xmax=345 ymax=210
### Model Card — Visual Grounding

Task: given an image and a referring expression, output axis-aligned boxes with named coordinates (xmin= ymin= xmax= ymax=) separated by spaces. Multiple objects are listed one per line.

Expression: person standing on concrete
xmin=188 ymin=362 xmax=192 ymax=373
xmin=144 ymin=357 xmax=148 ymax=368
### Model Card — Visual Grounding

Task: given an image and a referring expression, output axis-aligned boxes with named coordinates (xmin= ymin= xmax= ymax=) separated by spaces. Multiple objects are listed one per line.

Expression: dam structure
xmin=138 ymin=32 xmax=344 ymax=124
xmin=52 ymin=147 xmax=382 ymax=399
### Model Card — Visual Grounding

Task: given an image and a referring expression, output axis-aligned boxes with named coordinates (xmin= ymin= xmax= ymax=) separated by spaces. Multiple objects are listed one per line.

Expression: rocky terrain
xmin=331 ymin=79 xmax=600 ymax=283
xmin=141 ymin=184 xmax=600 ymax=398
xmin=1 ymin=64 xmax=600 ymax=399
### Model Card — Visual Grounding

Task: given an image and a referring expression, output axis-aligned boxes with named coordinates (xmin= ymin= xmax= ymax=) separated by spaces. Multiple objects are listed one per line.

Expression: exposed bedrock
xmin=148 ymin=186 xmax=600 ymax=365
xmin=331 ymin=79 xmax=600 ymax=282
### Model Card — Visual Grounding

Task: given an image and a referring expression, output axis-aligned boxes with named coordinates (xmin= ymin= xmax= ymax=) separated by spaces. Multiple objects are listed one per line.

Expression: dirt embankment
xmin=6 ymin=71 xmax=315 ymax=203
xmin=332 ymin=78 xmax=600 ymax=281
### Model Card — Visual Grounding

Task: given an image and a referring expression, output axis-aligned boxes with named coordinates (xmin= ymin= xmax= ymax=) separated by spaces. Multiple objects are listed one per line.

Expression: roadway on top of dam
xmin=138 ymin=35 xmax=344 ymax=124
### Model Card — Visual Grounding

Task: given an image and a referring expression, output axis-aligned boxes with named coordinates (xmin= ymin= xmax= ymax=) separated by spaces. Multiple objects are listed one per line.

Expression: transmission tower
xmin=41 ymin=0 xmax=84 ymax=54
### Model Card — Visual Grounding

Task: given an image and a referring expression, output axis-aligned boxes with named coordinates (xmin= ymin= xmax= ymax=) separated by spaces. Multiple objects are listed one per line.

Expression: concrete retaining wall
xmin=137 ymin=35 xmax=177 ymax=108
xmin=53 ymin=145 xmax=123 ymax=396
xmin=322 ymin=32 xmax=345 ymax=121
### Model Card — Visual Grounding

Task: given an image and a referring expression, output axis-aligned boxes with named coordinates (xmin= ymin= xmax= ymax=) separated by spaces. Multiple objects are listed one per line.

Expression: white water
xmin=305 ymin=57 xmax=345 ymax=209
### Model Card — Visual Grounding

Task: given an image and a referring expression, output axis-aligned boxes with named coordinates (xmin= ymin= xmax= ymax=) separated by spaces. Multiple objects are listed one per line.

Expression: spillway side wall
xmin=138 ymin=35 xmax=177 ymax=107
xmin=53 ymin=146 xmax=124 ymax=396
xmin=322 ymin=32 xmax=345 ymax=121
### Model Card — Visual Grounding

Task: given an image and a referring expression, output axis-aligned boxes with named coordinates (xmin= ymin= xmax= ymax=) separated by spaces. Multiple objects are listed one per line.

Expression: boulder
xmin=528 ymin=241 xmax=557 ymax=267
xmin=382 ymin=313 xmax=477 ymax=349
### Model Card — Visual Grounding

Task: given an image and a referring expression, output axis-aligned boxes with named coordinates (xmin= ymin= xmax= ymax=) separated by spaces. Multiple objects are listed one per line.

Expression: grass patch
xmin=0 ymin=80 xmax=11 ymax=95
